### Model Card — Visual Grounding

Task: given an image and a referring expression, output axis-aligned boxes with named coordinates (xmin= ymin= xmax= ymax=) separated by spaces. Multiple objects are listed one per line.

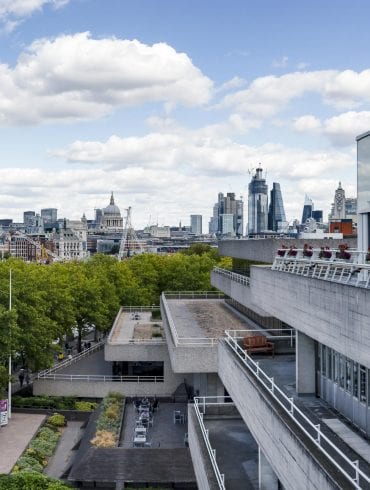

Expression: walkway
xmin=0 ymin=413 xmax=45 ymax=474
xmin=45 ymin=421 xmax=84 ymax=479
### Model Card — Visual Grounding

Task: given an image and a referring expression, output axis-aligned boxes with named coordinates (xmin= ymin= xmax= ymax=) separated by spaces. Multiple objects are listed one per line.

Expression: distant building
xmin=301 ymin=195 xmax=313 ymax=225
xmin=345 ymin=197 xmax=357 ymax=226
xmin=23 ymin=211 xmax=35 ymax=227
xmin=311 ymin=210 xmax=323 ymax=223
xmin=143 ymin=225 xmax=171 ymax=238
xmin=267 ymin=182 xmax=287 ymax=232
xmin=210 ymin=192 xmax=243 ymax=237
xmin=356 ymin=131 xmax=370 ymax=251
xmin=41 ymin=208 xmax=57 ymax=223
xmin=101 ymin=193 xmax=123 ymax=231
xmin=219 ymin=214 xmax=235 ymax=236
xmin=331 ymin=182 xmax=346 ymax=220
xmin=248 ymin=166 xmax=268 ymax=234
xmin=190 ymin=215 xmax=202 ymax=235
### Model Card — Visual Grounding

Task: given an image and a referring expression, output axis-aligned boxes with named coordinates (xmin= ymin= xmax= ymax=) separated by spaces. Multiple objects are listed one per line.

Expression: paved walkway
xmin=0 ymin=413 xmax=45 ymax=474
xmin=323 ymin=418 xmax=370 ymax=464
xmin=45 ymin=421 xmax=84 ymax=478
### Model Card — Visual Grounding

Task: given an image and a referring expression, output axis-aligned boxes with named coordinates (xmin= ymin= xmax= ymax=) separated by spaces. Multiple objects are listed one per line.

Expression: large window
xmin=357 ymin=132 xmax=370 ymax=213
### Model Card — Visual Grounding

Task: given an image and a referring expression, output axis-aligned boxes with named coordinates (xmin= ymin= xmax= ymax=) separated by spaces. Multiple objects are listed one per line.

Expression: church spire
xmin=110 ymin=192 xmax=115 ymax=205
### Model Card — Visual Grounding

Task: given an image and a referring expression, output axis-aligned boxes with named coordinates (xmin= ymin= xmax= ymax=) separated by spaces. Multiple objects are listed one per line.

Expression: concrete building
xmin=190 ymin=214 xmax=202 ymax=235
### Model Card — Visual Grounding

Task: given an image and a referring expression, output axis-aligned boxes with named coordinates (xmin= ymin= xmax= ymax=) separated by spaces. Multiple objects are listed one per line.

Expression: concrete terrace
xmin=165 ymin=299 xmax=255 ymax=340
xmin=109 ymin=309 xmax=164 ymax=344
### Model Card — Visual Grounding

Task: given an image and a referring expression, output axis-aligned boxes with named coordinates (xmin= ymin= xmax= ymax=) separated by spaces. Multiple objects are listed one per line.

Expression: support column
xmin=259 ymin=446 xmax=278 ymax=490
xmin=296 ymin=331 xmax=316 ymax=394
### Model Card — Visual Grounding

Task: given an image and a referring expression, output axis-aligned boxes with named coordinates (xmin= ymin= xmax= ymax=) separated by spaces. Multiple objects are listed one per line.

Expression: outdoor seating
xmin=173 ymin=410 xmax=184 ymax=424
xmin=243 ymin=335 xmax=274 ymax=357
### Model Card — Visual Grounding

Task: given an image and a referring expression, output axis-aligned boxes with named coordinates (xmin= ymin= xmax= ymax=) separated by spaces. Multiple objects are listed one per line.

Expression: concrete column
xmin=296 ymin=331 xmax=316 ymax=394
xmin=259 ymin=446 xmax=278 ymax=490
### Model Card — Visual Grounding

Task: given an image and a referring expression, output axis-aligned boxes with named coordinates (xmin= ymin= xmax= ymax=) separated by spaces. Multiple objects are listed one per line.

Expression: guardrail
xmin=37 ymin=374 xmax=164 ymax=383
xmin=272 ymin=254 xmax=370 ymax=289
xmin=38 ymin=340 xmax=106 ymax=377
xmin=226 ymin=329 xmax=295 ymax=347
xmin=224 ymin=331 xmax=370 ymax=489
xmin=194 ymin=396 xmax=234 ymax=490
xmin=161 ymin=293 xmax=219 ymax=347
xmin=163 ymin=291 xmax=225 ymax=299
xmin=212 ymin=267 xmax=250 ymax=286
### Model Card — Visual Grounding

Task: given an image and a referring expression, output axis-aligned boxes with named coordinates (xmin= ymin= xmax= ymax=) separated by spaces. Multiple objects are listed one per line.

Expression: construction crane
xmin=118 ymin=207 xmax=145 ymax=259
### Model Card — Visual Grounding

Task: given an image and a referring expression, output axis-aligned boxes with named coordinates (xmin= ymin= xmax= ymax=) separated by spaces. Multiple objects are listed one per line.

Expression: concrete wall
xmin=251 ymin=266 xmax=370 ymax=368
xmin=105 ymin=342 xmax=167 ymax=362
xmin=218 ymin=340 xmax=343 ymax=490
xmin=188 ymin=405 xmax=220 ymax=490
xmin=33 ymin=379 xmax=178 ymax=398
xmin=161 ymin=297 xmax=218 ymax=373
xmin=218 ymin=238 xmax=357 ymax=263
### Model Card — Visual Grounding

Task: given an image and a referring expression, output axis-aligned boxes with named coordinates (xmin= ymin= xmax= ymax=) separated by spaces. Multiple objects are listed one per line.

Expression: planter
xmin=319 ymin=251 xmax=332 ymax=259
xmin=366 ymin=254 xmax=370 ymax=262
xmin=336 ymin=251 xmax=351 ymax=260
xmin=303 ymin=251 xmax=313 ymax=257
xmin=288 ymin=250 xmax=297 ymax=257
xmin=277 ymin=250 xmax=286 ymax=257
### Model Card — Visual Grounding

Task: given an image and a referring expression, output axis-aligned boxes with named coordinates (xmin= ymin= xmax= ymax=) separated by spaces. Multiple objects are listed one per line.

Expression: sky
xmin=0 ymin=0 xmax=370 ymax=229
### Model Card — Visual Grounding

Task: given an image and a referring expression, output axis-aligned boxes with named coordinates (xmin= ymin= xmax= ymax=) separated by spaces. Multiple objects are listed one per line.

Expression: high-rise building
xmin=357 ymin=131 xmax=370 ymax=252
xmin=41 ymin=208 xmax=58 ymax=223
xmin=331 ymin=182 xmax=346 ymax=220
xmin=311 ymin=210 xmax=323 ymax=223
xmin=267 ymin=182 xmax=286 ymax=232
xmin=248 ymin=166 xmax=268 ymax=234
xmin=219 ymin=214 xmax=234 ymax=235
xmin=190 ymin=215 xmax=202 ymax=235
xmin=23 ymin=211 xmax=35 ymax=226
xmin=345 ymin=197 xmax=357 ymax=225
xmin=209 ymin=192 xmax=243 ymax=236
xmin=301 ymin=195 xmax=313 ymax=225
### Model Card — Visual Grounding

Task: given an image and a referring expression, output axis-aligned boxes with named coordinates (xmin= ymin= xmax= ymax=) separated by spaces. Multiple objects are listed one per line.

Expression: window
xmin=322 ymin=345 xmax=326 ymax=376
xmin=360 ymin=365 xmax=366 ymax=404
xmin=345 ymin=359 xmax=352 ymax=393
xmin=327 ymin=348 xmax=332 ymax=380
xmin=333 ymin=352 xmax=339 ymax=384
xmin=339 ymin=356 xmax=345 ymax=389
xmin=353 ymin=363 xmax=358 ymax=398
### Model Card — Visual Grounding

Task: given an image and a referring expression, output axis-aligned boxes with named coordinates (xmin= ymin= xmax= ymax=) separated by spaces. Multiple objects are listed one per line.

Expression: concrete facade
xmin=218 ymin=340 xmax=343 ymax=490
xmin=250 ymin=266 xmax=370 ymax=368
xmin=218 ymin=238 xmax=357 ymax=264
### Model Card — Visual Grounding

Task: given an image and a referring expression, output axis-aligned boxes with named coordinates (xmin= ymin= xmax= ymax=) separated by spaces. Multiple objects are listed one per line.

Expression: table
xmin=133 ymin=434 xmax=146 ymax=447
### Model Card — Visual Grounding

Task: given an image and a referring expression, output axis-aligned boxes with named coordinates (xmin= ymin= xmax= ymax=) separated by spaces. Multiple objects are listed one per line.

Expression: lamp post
xmin=8 ymin=269 xmax=12 ymax=419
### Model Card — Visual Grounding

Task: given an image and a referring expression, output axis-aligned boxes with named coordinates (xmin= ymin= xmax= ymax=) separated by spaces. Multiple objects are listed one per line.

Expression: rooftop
xmin=109 ymin=309 xmax=165 ymax=344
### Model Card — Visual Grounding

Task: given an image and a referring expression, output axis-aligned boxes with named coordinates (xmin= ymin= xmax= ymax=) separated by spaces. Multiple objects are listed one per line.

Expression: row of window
xmin=319 ymin=345 xmax=368 ymax=404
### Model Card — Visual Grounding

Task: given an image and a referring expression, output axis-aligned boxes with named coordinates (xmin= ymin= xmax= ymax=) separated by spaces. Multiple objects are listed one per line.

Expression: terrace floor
xmin=110 ymin=310 xmax=164 ymax=343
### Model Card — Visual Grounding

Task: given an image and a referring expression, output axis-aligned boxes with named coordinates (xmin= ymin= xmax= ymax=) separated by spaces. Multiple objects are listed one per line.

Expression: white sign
xmin=0 ymin=399 xmax=8 ymax=426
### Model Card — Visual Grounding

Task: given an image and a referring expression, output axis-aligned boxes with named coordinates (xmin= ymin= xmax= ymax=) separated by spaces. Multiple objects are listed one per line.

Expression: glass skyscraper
xmin=248 ymin=166 xmax=268 ymax=234
xmin=356 ymin=131 xmax=370 ymax=252
xmin=268 ymin=182 xmax=286 ymax=232
xmin=301 ymin=195 xmax=313 ymax=225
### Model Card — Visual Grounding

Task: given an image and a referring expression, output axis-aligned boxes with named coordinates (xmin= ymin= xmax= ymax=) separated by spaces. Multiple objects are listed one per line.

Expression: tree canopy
xmin=0 ymin=250 xmax=230 ymax=393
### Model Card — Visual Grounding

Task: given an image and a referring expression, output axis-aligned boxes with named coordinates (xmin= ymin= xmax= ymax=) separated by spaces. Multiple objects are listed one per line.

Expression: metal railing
xmin=37 ymin=373 xmax=164 ymax=383
xmin=224 ymin=331 xmax=370 ymax=489
xmin=226 ymin=329 xmax=295 ymax=347
xmin=212 ymin=267 xmax=250 ymax=286
xmin=272 ymin=253 xmax=370 ymax=289
xmin=161 ymin=293 xmax=219 ymax=347
xmin=163 ymin=291 xmax=225 ymax=299
xmin=194 ymin=396 xmax=234 ymax=489
xmin=38 ymin=340 xmax=106 ymax=377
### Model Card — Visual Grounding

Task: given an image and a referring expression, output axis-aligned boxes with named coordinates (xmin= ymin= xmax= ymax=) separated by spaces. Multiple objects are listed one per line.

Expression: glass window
xmin=327 ymin=348 xmax=332 ymax=380
xmin=333 ymin=352 xmax=339 ymax=384
xmin=339 ymin=356 xmax=345 ymax=389
xmin=357 ymin=133 xmax=370 ymax=213
xmin=346 ymin=359 xmax=352 ymax=393
xmin=360 ymin=365 xmax=367 ymax=404
xmin=353 ymin=363 xmax=358 ymax=398
xmin=322 ymin=345 xmax=326 ymax=376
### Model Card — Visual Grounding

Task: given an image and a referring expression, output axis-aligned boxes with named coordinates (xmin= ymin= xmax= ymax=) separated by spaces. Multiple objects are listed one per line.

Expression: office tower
xmin=248 ymin=166 xmax=268 ymax=234
xmin=267 ymin=182 xmax=286 ymax=232
xmin=357 ymin=131 xmax=370 ymax=251
xmin=41 ymin=208 xmax=58 ymax=223
xmin=190 ymin=215 xmax=202 ymax=235
xmin=23 ymin=211 xmax=35 ymax=226
xmin=311 ymin=210 xmax=323 ymax=223
xmin=345 ymin=197 xmax=357 ymax=225
xmin=212 ymin=192 xmax=243 ymax=237
xmin=219 ymin=214 xmax=234 ymax=235
xmin=301 ymin=195 xmax=313 ymax=225
xmin=208 ymin=203 xmax=219 ymax=234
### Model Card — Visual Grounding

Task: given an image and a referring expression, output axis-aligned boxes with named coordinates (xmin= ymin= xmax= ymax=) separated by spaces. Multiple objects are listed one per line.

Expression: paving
xmin=0 ymin=413 xmax=45 ymax=474
xmin=45 ymin=421 xmax=84 ymax=479
xmin=206 ymin=417 xmax=258 ymax=490
xmin=120 ymin=401 xmax=188 ymax=448
xmin=110 ymin=310 xmax=153 ymax=343
xmin=55 ymin=349 xmax=112 ymax=375
xmin=323 ymin=418 xmax=370 ymax=464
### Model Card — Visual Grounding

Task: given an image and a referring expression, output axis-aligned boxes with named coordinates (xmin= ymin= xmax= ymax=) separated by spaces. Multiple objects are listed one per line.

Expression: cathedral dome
xmin=103 ymin=192 xmax=121 ymax=216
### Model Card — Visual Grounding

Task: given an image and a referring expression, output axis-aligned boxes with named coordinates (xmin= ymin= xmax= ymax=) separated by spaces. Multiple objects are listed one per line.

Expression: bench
xmin=243 ymin=335 xmax=274 ymax=357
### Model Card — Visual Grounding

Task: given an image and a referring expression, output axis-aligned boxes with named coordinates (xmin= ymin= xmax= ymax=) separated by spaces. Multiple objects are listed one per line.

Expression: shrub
xmin=90 ymin=429 xmax=116 ymax=448
xmin=47 ymin=413 xmax=66 ymax=427
xmin=29 ymin=438 xmax=56 ymax=457
xmin=74 ymin=401 xmax=97 ymax=411
xmin=37 ymin=427 xmax=60 ymax=443
xmin=107 ymin=391 xmax=123 ymax=402
xmin=25 ymin=448 xmax=48 ymax=467
xmin=14 ymin=455 xmax=43 ymax=473
xmin=0 ymin=472 xmax=71 ymax=489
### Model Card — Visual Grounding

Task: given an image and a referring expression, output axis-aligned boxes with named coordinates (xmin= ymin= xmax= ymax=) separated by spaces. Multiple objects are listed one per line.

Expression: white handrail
xmin=213 ymin=267 xmax=250 ymax=286
xmin=37 ymin=374 xmax=164 ymax=383
xmin=224 ymin=331 xmax=370 ymax=489
xmin=39 ymin=340 xmax=106 ymax=376
xmin=194 ymin=396 xmax=230 ymax=489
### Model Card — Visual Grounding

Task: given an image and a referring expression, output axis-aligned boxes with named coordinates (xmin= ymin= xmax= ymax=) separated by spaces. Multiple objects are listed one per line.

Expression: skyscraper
xmin=41 ymin=208 xmax=58 ymax=223
xmin=210 ymin=192 xmax=243 ymax=236
xmin=190 ymin=215 xmax=202 ymax=235
xmin=248 ymin=166 xmax=268 ymax=234
xmin=267 ymin=182 xmax=286 ymax=232
xmin=301 ymin=195 xmax=313 ymax=225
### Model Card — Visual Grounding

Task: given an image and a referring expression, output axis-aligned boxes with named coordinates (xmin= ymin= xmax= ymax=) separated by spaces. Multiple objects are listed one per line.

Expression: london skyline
xmin=0 ymin=0 xmax=368 ymax=227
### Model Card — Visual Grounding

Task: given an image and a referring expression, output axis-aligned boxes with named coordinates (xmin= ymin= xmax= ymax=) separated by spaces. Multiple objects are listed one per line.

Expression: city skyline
xmin=0 ymin=1 xmax=369 ymax=227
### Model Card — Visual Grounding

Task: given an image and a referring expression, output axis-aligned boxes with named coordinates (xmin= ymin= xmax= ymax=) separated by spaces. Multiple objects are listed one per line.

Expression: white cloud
xmin=0 ymin=32 xmax=213 ymax=125
xmin=215 ymin=76 xmax=247 ymax=94
xmin=220 ymin=69 xmax=370 ymax=119
xmin=323 ymin=111 xmax=370 ymax=146
xmin=0 ymin=0 xmax=69 ymax=31
xmin=297 ymin=62 xmax=310 ymax=70
xmin=293 ymin=115 xmax=321 ymax=132
xmin=272 ymin=56 xmax=288 ymax=68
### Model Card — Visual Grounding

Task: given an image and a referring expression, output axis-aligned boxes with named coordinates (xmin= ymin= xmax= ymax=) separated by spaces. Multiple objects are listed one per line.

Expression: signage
xmin=0 ymin=399 xmax=8 ymax=426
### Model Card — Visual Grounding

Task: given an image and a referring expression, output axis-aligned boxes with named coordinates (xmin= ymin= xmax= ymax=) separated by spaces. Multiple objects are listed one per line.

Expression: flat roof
xmin=109 ymin=310 xmax=164 ymax=344
xmin=165 ymin=299 xmax=255 ymax=339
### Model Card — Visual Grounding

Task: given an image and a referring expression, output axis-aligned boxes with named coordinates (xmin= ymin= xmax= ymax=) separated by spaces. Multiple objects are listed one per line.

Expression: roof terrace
xmin=108 ymin=307 xmax=165 ymax=345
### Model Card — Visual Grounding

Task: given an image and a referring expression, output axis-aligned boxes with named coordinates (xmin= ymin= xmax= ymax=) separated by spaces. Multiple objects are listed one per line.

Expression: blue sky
xmin=0 ymin=0 xmax=369 ymax=228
